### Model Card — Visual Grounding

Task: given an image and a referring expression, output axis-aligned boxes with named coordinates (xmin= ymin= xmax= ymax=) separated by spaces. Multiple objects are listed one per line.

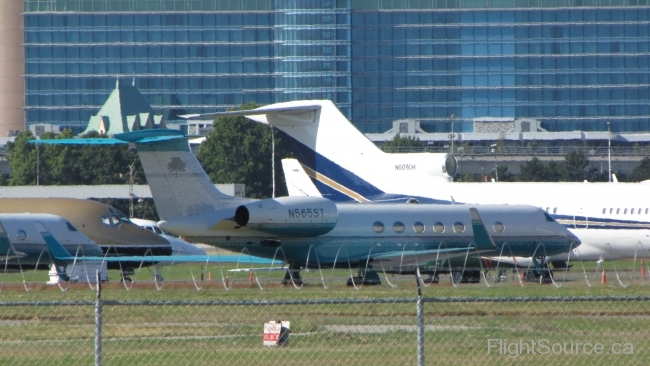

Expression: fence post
xmin=95 ymin=269 xmax=102 ymax=366
xmin=415 ymin=268 xmax=425 ymax=366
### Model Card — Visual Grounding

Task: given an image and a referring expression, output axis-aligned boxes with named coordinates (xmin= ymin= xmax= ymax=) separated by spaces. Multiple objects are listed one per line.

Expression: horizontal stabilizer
xmin=30 ymin=138 xmax=126 ymax=145
xmin=469 ymin=208 xmax=498 ymax=251
xmin=179 ymin=104 xmax=321 ymax=122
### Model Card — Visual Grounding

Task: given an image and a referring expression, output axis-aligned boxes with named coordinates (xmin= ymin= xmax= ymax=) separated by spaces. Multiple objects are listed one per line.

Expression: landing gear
xmin=495 ymin=268 xmax=508 ymax=283
xmin=281 ymin=265 xmax=303 ymax=286
xmin=121 ymin=268 xmax=134 ymax=283
xmin=523 ymin=257 xmax=554 ymax=284
xmin=450 ymin=270 xmax=481 ymax=285
xmin=346 ymin=267 xmax=382 ymax=286
xmin=423 ymin=272 xmax=440 ymax=284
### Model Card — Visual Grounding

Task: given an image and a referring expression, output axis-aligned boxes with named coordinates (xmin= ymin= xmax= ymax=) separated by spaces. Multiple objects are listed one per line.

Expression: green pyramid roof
xmin=82 ymin=79 xmax=164 ymax=136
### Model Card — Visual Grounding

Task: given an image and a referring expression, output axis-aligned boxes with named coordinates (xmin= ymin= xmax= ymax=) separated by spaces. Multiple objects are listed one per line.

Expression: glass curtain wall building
xmin=23 ymin=0 xmax=650 ymax=134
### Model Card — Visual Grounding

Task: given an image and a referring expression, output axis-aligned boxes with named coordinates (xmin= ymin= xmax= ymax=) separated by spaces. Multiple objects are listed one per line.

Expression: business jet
xmin=32 ymin=130 xmax=580 ymax=285
xmin=184 ymin=100 xmax=650 ymax=266
xmin=130 ymin=218 xmax=207 ymax=256
xmin=0 ymin=198 xmax=172 ymax=261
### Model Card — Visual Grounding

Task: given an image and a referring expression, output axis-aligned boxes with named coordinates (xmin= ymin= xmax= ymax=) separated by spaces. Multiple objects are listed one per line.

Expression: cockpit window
xmin=153 ymin=227 xmax=163 ymax=235
xmin=544 ymin=213 xmax=555 ymax=222
xmin=66 ymin=222 xmax=78 ymax=232
xmin=111 ymin=215 xmax=121 ymax=225
xmin=119 ymin=215 xmax=131 ymax=224
xmin=101 ymin=216 xmax=111 ymax=225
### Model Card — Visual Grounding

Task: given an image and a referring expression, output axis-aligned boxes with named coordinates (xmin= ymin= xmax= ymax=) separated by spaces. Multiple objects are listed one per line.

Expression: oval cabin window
xmin=433 ymin=222 xmax=445 ymax=233
xmin=413 ymin=222 xmax=425 ymax=233
xmin=393 ymin=222 xmax=405 ymax=233
xmin=373 ymin=221 xmax=384 ymax=233
xmin=453 ymin=222 xmax=465 ymax=233
xmin=493 ymin=222 xmax=505 ymax=233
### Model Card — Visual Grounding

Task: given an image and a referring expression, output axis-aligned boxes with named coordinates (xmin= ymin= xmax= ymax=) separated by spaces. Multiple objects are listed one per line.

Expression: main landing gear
xmin=346 ymin=267 xmax=382 ymax=286
xmin=281 ymin=265 xmax=303 ymax=286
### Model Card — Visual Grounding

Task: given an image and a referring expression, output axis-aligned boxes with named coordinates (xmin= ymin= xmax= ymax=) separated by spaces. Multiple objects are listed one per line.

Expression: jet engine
xmin=234 ymin=196 xmax=338 ymax=236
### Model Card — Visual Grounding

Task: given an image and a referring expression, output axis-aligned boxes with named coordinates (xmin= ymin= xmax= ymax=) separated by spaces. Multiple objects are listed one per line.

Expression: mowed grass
xmin=0 ymin=262 xmax=649 ymax=365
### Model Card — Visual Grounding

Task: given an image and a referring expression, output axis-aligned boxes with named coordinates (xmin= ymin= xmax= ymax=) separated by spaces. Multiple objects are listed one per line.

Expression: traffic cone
xmin=208 ymin=271 xmax=212 ymax=282
xmin=601 ymin=269 xmax=607 ymax=284
xmin=641 ymin=260 xmax=646 ymax=281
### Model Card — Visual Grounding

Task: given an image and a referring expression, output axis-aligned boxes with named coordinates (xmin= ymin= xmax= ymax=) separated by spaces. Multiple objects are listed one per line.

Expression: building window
xmin=624 ymin=209 xmax=628 ymax=214
xmin=433 ymin=222 xmax=445 ymax=233
xmin=617 ymin=208 xmax=620 ymax=214
xmin=602 ymin=208 xmax=606 ymax=214
xmin=393 ymin=221 xmax=405 ymax=233
xmin=373 ymin=221 xmax=384 ymax=233
xmin=413 ymin=222 xmax=425 ymax=233
xmin=610 ymin=208 xmax=613 ymax=214
xmin=631 ymin=208 xmax=635 ymax=214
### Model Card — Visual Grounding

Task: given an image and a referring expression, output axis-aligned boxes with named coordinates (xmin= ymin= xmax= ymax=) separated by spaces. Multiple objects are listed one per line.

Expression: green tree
xmin=6 ymin=130 xmax=38 ymax=185
xmin=517 ymin=157 xmax=549 ymax=182
xmin=561 ymin=150 xmax=590 ymax=181
xmin=627 ymin=157 xmax=650 ymax=182
xmin=490 ymin=165 xmax=515 ymax=182
xmin=383 ymin=134 xmax=426 ymax=150
xmin=197 ymin=102 xmax=293 ymax=199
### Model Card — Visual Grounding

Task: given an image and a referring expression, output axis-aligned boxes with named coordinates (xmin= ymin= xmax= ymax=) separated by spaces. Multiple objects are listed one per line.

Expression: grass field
xmin=0 ymin=261 xmax=648 ymax=365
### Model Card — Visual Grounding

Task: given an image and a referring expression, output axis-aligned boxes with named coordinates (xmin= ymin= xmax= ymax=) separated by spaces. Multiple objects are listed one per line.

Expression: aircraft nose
xmin=568 ymin=233 xmax=581 ymax=246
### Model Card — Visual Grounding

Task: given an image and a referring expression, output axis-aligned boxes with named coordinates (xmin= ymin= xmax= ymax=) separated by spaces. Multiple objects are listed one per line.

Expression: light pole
xmin=449 ymin=114 xmax=455 ymax=154
xmin=490 ymin=143 xmax=498 ymax=182
xmin=607 ymin=121 xmax=611 ymax=183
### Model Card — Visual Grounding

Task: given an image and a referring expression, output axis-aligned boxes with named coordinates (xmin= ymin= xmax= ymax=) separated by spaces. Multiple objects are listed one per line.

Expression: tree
xmin=561 ymin=150 xmax=590 ymax=181
xmin=627 ymin=157 xmax=650 ymax=182
xmin=517 ymin=157 xmax=549 ymax=182
xmin=490 ymin=165 xmax=515 ymax=182
xmin=383 ymin=134 xmax=426 ymax=149
xmin=197 ymin=102 xmax=293 ymax=199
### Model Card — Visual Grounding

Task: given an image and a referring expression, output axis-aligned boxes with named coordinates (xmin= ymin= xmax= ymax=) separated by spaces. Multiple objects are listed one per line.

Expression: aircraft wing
xmin=369 ymin=207 xmax=499 ymax=272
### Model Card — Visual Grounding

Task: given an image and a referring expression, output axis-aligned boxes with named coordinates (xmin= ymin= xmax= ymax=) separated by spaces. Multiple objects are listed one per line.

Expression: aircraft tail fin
xmin=281 ymin=159 xmax=322 ymax=197
xmin=469 ymin=208 xmax=498 ymax=251
xmin=29 ymin=130 xmax=251 ymax=220
xmin=36 ymin=221 xmax=73 ymax=261
xmin=0 ymin=222 xmax=25 ymax=260
xmin=116 ymin=131 xmax=251 ymax=220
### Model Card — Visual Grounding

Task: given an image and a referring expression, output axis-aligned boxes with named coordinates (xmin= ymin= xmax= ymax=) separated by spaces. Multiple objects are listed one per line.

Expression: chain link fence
xmin=1 ymin=270 xmax=649 ymax=365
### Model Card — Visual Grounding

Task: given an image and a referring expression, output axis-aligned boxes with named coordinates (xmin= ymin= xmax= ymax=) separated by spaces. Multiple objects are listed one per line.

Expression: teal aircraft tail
xmin=0 ymin=222 xmax=25 ymax=260
xmin=30 ymin=129 xmax=252 ymax=221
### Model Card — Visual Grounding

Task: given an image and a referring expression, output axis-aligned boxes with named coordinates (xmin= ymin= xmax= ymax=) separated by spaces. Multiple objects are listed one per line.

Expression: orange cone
xmin=601 ymin=269 xmax=607 ymax=284
xmin=208 ymin=271 xmax=212 ymax=282
xmin=642 ymin=260 xmax=646 ymax=281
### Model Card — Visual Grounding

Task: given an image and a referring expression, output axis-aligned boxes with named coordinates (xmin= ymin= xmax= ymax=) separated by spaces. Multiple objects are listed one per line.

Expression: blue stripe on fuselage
xmin=278 ymin=130 xmax=451 ymax=204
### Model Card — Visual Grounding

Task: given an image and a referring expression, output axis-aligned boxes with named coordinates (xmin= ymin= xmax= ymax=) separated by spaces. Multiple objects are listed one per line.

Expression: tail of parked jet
xmin=182 ymin=100 xmax=457 ymax=203
xmin=31 ymin=130 xmax=250 ymax=221
xmin=117 ymin=131 xmax=251 ymax=220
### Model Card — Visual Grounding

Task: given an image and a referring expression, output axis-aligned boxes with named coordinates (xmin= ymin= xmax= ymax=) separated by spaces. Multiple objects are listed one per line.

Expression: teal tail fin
xmin=469 ymin=208 xmax=498 ymax=251
xmin=35 ymin=222 xmax=73 ymax=261
xmin=0 ymin=222 xmax=25 ymax=259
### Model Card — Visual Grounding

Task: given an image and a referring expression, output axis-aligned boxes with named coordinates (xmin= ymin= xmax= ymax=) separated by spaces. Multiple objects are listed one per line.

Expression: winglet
xmin=0 ymin=222 xmax=25 ymax=260
xmin=35 ymin=222 xmax=73 ymax=262
xmin=469 ymin=208 xmax=498 ymax=251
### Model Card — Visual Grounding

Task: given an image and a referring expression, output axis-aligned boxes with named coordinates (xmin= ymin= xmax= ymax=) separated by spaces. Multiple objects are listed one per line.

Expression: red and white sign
xmin=263 ymin=321 xmax=281 ymax=346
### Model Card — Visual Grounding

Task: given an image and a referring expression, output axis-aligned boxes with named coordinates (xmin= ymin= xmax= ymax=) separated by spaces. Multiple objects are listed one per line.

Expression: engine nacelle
xmin=234 ymin=196 xmax=338 ymax=236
